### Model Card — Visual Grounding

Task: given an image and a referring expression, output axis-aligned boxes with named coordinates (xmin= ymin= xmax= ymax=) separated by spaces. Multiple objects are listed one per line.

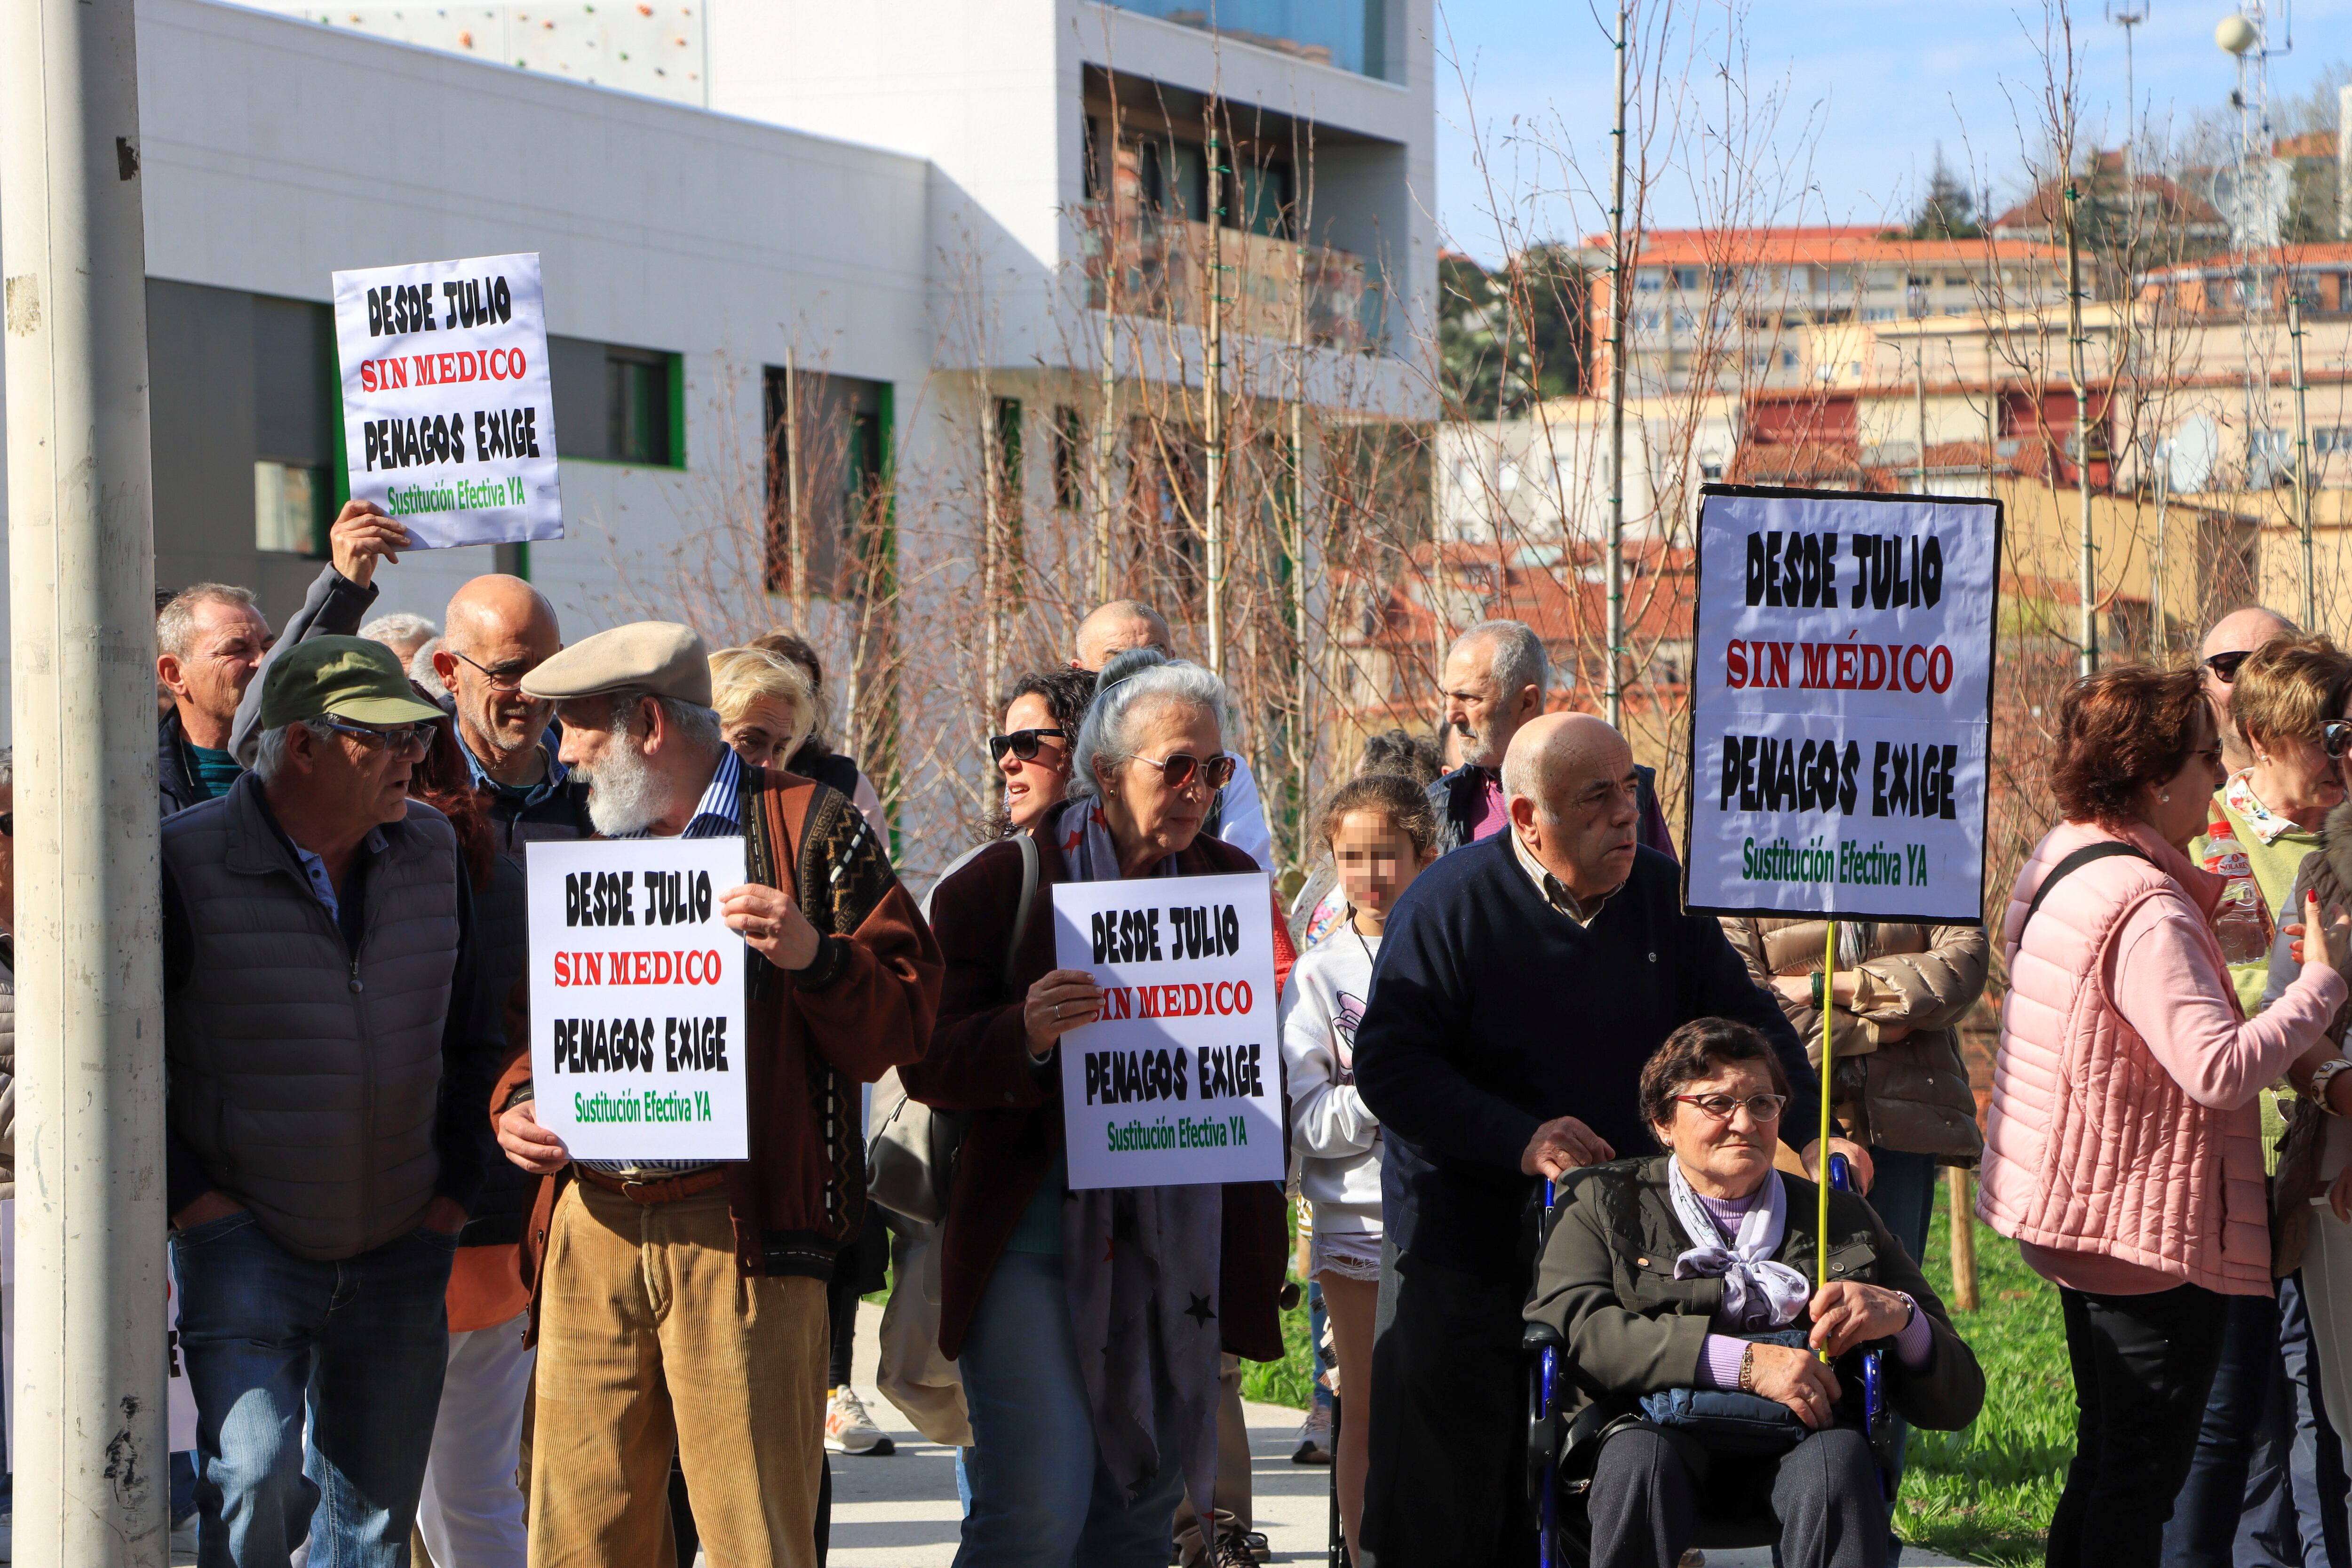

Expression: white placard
xmin=1051 ymin=872 xmax=1286 ymax=1190
xmin=1684 ymin=486 xmax=2000 ymax=923
xmin=526 ymin=838 xmax=750 ymax=1161
xmin=332 ymin=251 xmax=563 ymax=549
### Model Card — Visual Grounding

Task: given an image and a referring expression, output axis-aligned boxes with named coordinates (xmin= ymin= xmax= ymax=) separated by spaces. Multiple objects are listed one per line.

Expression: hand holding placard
xmin=720 ymin=883 xmax=821 ymax=971
xmin=1025 ymin=970 xmax=1106 ymax=1059
xmin=325 ymin=499 xmax=414 ymax=586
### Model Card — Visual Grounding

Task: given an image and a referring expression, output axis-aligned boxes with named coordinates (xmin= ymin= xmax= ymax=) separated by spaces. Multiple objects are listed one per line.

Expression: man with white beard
xmin=491 ymin=621 xmax=939 ymax=1568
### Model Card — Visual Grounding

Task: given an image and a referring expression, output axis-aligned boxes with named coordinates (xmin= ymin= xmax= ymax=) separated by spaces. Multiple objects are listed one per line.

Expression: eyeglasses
xmin=2205 ymin=649 xmax=2253 ymax=685
xmin=318 ymin=718 xmax=436 ymax=756
xmin=1127 ymin=751 xmax=1238 ymax=792
xmin=988 ymin=728 xmax=1069 ymax=764
xmin=447 ymin=648 xmax=536 ymax=693
xmin=2327 ymin=721 xmax=2352 ymax=760
xmin=1672 ymin=1092 xmax=1790 ymax=1123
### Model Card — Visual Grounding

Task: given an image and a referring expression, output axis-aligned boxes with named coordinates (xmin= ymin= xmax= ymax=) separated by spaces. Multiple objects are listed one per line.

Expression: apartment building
xmin=1585 ymin=228 xmax=2066 ymax=397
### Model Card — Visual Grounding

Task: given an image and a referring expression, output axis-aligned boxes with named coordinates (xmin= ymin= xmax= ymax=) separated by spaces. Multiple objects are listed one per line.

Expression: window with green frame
xmin=548 ymin=336 xmax=684 ymax=467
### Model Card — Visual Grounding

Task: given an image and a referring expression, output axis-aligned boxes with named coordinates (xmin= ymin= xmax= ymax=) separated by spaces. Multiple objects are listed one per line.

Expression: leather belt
xmin=575 ymin=1167 xmax=729 ymax=1205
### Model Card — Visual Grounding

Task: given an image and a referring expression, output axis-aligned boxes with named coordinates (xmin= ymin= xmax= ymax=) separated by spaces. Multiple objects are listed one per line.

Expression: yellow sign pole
xmin=1818 ymin=919 xmax=1836 ymax=1297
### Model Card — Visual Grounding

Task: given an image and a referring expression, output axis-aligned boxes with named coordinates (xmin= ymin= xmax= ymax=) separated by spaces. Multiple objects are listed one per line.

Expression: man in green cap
xmin=159 ymin=633 xmax=509 ymax=1568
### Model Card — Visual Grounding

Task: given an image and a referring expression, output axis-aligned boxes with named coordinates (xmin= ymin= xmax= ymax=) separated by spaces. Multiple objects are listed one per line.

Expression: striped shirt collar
xmin=613 ymin=744 xmax=742 ymax=840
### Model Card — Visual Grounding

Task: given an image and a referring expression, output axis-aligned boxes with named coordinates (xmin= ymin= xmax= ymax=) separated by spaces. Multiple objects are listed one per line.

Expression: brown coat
xmin=906 ymin=804 xmax=1294 ymax=1364
xmin=1718 ymin=916 xmax=1987 ymax=1161
xmin=496 ymin=764 xmax=942 ymax=1290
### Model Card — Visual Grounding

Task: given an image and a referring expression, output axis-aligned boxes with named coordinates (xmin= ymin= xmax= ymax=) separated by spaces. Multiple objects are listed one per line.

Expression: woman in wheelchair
xmin=1524 ymin=1018 xmax=1984 ymax=1568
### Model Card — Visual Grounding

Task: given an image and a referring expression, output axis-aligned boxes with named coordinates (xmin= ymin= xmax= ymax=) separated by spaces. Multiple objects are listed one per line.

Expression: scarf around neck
xmin=1666 ymin=1161 xmax=1812 ymax=1331
xmin=1056 ymin=798 xmax=1226 ymax=1511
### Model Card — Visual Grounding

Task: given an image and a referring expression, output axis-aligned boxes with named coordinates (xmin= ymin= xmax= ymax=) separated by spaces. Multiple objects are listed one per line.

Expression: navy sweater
xmin=1353 ymin=835 xmax=1820 ymax=1280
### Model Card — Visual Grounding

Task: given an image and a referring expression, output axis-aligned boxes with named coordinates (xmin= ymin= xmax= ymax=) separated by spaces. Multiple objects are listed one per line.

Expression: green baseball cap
xmin=255 ymin=636 xmax=449 ymax=730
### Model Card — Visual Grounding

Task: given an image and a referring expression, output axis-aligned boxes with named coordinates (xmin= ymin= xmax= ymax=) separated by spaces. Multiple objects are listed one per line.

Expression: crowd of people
xmin=14 ymin=489 xmax=2350 ymax=1568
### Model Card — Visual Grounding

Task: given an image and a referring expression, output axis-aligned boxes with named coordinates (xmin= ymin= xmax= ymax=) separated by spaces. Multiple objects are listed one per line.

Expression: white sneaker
xmin=824 ymin=1385 xmax=885 ymax=1455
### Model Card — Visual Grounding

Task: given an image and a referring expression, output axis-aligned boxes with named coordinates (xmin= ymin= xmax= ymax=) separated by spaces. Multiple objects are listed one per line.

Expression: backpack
xmin=867 ymin=832 xmax=1041 ymax=1223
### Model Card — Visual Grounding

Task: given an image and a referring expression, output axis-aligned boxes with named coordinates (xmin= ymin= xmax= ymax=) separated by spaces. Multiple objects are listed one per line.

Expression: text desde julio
xmin=362 ymin=273 xmax=514 ymax=337
xmin=564 ymin=868 xmax=716 ymax=928
xmin=1089 ymin=900 xmax=1246 ymax=965
xmin=1742 ymin=528 xmax=1946 ymax=611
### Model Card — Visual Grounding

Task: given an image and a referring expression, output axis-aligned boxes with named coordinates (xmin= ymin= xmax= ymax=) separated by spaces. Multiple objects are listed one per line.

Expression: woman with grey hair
xmin=906 ymin=649 xmax=1294 ymax=1568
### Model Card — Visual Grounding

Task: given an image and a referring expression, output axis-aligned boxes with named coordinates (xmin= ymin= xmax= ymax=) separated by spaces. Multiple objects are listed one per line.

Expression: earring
xmin=2160 ymin=791 xmax=2171 ymax=803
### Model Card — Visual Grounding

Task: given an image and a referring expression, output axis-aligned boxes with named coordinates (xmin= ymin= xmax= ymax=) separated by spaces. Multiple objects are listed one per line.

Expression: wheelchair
xmin=1522 ymin=1156 xmax=1897 ymax=1568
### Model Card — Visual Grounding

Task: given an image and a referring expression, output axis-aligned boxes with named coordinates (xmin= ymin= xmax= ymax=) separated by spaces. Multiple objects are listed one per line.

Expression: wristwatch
xmin=2309 ymin=1058 xmax=2352 ymax=1115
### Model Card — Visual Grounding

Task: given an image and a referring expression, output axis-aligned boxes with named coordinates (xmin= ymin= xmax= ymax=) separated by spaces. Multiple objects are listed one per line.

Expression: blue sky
xmin=1430 ymin=0 xmax=2352 ymax=261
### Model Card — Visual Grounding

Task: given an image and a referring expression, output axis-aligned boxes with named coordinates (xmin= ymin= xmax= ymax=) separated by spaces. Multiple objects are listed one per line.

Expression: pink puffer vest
xmin=1978 ymin=819 xmax=2273 ymax=1294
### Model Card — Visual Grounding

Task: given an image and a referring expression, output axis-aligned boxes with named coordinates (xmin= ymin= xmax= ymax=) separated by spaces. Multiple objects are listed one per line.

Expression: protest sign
xmin=1051 ymin=872 xmax=1286 ymax=1190
xmin=332 ymin=252 xmax=562 ymax=549
xmin=1683 ymin=484 xmax=2000 ymax=923
xmin=526 ymin=837 xmax=749 ymax=1161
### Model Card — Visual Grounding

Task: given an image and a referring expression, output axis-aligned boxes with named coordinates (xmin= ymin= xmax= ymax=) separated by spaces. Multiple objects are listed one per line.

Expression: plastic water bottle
xmin=2213 ymin=877 xmax=2275 ymax=965
xmin=2202 ymin=814 xmax=2275 ymax=964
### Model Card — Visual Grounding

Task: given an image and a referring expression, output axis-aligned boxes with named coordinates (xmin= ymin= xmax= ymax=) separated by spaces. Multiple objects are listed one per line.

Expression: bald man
xmin=431 ymin=574 xmax=595 ymax=845
xmin=2201 ymin=605 xmax=2298 ymax=774
xmin=1351 ymin=714 xmax=1840 ymax=1568
xmin=1071 ymin=598 xmax=1273 ymax=872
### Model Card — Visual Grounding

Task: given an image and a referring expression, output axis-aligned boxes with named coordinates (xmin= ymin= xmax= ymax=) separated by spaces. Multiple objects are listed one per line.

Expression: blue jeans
xmin=2275 ymin=1274 xmax=2349 ymax=1568
xmin=1864 ymin=1146 xmax=1938 ymax=1268
xmin=2164 ymin=1275 xmax=2352 ymax=1568
xmin=170 ymin=1210 xmax=454 ymax=1568
xmin=954 ymin=1250 xmax=1187 ymax=1568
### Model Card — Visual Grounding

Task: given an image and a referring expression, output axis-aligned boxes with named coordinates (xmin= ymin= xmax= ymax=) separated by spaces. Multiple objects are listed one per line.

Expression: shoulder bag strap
xmin=2020 ymin=842 xmax=2155 ymax=943
xmin=1004 ymin=831 xmax=1040 ymax=995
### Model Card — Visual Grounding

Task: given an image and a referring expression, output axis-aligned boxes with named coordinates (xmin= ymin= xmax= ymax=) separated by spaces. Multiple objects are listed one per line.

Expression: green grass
xmin=1243 ymin=1181 xmax=2076 ymax=1567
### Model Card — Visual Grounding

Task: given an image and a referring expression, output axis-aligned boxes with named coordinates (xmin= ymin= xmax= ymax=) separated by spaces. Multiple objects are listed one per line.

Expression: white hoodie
xmin=1280 ymin=929 xmax=1383 ymax=1233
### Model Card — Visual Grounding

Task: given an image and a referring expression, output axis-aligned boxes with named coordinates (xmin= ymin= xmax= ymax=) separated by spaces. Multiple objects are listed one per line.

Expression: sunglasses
xmin=2205 ymin=649 xmax=2253 ymax=684
xmin=1672 ymin=1092 xmax=1790 ymax=1123
xmin=1128 ymin=751 xmax=1238 ymax=792
xmin=2327 ymin=721 xmax=2352 ymax=760
xmin=319 ymin=718 xmax=437 ymax=756
xmin=988 ymin=728 xmax=1069 ymax=764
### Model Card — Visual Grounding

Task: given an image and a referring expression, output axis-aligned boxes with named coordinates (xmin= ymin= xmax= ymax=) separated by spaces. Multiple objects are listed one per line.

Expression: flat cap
xmin=520 ymin=621 xmax=712 ymax=706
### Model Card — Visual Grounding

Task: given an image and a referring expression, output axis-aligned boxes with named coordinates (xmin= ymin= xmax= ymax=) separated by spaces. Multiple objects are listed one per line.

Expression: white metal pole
xmin=2290 ymin=288 xmax=2315 ymax=631
xmin=0 ymin=0 xmax=170 ymax=1562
